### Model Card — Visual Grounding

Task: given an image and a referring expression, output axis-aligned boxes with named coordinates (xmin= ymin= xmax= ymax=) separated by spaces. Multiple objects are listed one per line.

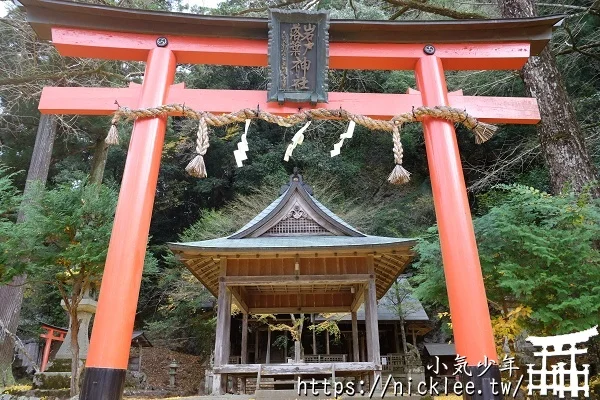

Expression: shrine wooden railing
xmin=381 ymin=353 xmax=423 ymax=373
xmin=304 ymin=354 xmax=347 ymax=363
xmin=228 ymin=355 xmax=241 ymax=364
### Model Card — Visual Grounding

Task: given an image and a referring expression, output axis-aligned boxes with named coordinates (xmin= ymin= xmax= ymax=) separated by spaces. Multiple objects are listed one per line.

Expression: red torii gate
xmin=19 ymin=0 xmax=560 ymax=398
xmin=39 ymin=323 xmax=67 ymax=372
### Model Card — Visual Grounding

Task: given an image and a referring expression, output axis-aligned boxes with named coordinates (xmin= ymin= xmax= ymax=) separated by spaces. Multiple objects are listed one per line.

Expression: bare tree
xmin=383 ymin=278 xmax=422 ymax=356
xmin=498 ymin=0 xmax=600 ymax=197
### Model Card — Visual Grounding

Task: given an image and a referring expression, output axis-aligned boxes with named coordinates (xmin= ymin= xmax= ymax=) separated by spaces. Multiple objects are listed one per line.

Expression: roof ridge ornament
xmin=291 ymin=167 xmax=303 ymax=183
xmin=280 ymin=168 xmax=314 ymax=195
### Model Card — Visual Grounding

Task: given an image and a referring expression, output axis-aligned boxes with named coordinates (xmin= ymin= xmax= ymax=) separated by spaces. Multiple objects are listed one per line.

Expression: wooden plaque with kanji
xmin=268 ymin=9 xmax=329 ymax=104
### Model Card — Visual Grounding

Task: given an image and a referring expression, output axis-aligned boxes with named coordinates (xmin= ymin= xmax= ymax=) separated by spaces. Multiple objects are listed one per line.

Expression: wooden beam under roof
xmin=223 ymin=274 xmax=371 ymax=286
xmin=248 ymin=306 xmax=351 ymax=314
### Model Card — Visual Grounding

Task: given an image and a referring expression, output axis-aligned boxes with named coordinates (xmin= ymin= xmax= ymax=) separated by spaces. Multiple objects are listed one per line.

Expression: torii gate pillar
xmin=80 ymin=48 xmax=175 ymax=399
xmin=416 ymin=55 xmax=500 ymax=387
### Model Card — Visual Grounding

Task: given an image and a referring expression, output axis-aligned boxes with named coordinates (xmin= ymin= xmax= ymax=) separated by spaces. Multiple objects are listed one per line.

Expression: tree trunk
xmin=291 ymin=314 xmax=304 ymax=363
xmin=0 ymin=274 xmax=26 ymax=387
xmin=399 ymin=318 xmax=408 ymax=355
xmin=69 ymin=307 xmax=80 ymax=397
xmin=498 ymin=0 xmax=600 ymax=197
xmin=89 ymin=138 xmax=109 ymax=185
xmin=0 ymin=114 xmax=57 ymax=386
xmin=61 ymin=277 xmax=86 ymax=397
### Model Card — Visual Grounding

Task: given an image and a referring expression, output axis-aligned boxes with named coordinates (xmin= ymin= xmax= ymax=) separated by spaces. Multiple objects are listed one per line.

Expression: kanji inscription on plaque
xmin=268 ymin=10 xmax=329 ymax=104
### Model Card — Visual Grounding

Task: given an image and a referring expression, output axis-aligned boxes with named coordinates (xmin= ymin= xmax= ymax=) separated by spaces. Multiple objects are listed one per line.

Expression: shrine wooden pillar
xmin=364 ymin=256 xmax=381 ymax=389
xmin=241 ymin=314 xmax=248 ymax=362
xmin=213 ymin=278 xmax=232 ymax=395
xmin=240 ymin=312 xmax=248 ymax=393
xmin=351 ymin=311 xmax=359 ymax=362
xmin=415 ymin=54 xmax=500 ymax=394
xmin=266 ymin=329 xmax=272 ymax=364
xmin=360 ymin=333 xmax=366 ymax=362
xmin=254 ymin=329 xmax=260 ymax=363
xmin=80 ymin=47 xmax=175 ymax=399
xmin=312 ymin=314 xmax=317 ymax=355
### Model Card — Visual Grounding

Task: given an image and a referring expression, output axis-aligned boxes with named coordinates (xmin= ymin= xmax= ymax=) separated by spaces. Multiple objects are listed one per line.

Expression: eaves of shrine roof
xmin=169 ymin=235 xmax=415 ymax=255
xmin=18 ymin=0 xmax=563 ymax=55
xmin=131 ymin=331 xmax=153 ymax=348
xmin=424 ymin=343 xmax=457 ymax=357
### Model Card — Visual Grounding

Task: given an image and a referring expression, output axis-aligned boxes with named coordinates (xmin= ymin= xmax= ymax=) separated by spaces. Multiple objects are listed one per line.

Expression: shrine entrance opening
xmin=18 ymin=0 xmax=560 ymax=398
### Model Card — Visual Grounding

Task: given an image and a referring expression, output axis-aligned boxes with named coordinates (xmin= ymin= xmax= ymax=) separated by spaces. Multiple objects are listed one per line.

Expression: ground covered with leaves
xmin=135 ymin=346 xmax=205 ymax=396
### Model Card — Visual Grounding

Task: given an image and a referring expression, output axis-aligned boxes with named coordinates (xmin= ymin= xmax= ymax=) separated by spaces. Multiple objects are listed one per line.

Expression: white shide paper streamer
xmin=330 ymin=120 xmax=356 ymax=157
xmin=283 ymin=120 xmax=312 ymax=162
xmin=233 ymin=119 xmax=251 ymax=167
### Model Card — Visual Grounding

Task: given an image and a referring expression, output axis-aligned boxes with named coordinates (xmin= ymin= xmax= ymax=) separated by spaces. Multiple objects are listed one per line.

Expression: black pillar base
xmin=80 ymin=367 xmax=126 ymax=400
xmin=463 ymin=364 xmax=503 ymax=400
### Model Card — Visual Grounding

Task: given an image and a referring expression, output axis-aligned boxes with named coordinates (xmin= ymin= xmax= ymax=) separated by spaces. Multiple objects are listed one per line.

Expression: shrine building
xmin=169 ymin=172 xmax=429 ymax=394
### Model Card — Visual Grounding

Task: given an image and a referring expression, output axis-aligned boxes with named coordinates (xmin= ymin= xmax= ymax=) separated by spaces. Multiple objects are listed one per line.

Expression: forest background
xmin=0 ymin=0 xmax=599 ymax=392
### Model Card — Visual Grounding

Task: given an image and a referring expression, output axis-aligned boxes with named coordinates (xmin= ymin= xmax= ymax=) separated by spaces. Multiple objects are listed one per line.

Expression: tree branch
xmin=389 ymin=0 xmax=428 ymax=20
xmin=381 ymin=0 xmax=486 ymax=19
xmin=233 ymin=0 xmax=307 ymax=16
xmin=556 ymin=41 xmax=600 ymax=56
xmin=563 ymin=23 xmax=600 ymax=62
xmin=348 ymin=0 xmax=358 ymax=18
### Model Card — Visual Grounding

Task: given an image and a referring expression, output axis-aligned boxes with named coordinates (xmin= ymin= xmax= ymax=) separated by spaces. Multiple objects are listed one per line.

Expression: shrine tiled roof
xmin=232 ymin=193 xmax=286 ymax=236
xmin=170 ymin=172 xmax=415 ymax=253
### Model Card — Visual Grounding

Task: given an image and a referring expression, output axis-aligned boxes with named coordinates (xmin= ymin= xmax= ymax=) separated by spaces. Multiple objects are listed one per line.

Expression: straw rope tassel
xmin=186 ymin=117 xmax=210 ymax=178
xmin=105 ymin=116 xmax=120 ymax=145
xmin=472 ymin=122 xmax=498 ymax=144
xmin=388 ymin=125 xmax=411 ymax=185
xmin=452 ymin=108 xmax=498 ymax=144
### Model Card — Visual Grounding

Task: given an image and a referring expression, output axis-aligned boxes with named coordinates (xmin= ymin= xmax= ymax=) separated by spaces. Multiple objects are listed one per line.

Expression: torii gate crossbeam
xmin=18 ymin=1 xmax=561 ymax=398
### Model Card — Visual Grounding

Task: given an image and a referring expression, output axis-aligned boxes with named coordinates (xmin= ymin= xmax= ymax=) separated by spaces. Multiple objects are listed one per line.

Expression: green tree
xmin=413 ymin=184 xmax=600 ymax=341
xmin=1 ymin=182 xmax=117 ymax=394
xmin=0 ymin=167 xmax=22 ymax=386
